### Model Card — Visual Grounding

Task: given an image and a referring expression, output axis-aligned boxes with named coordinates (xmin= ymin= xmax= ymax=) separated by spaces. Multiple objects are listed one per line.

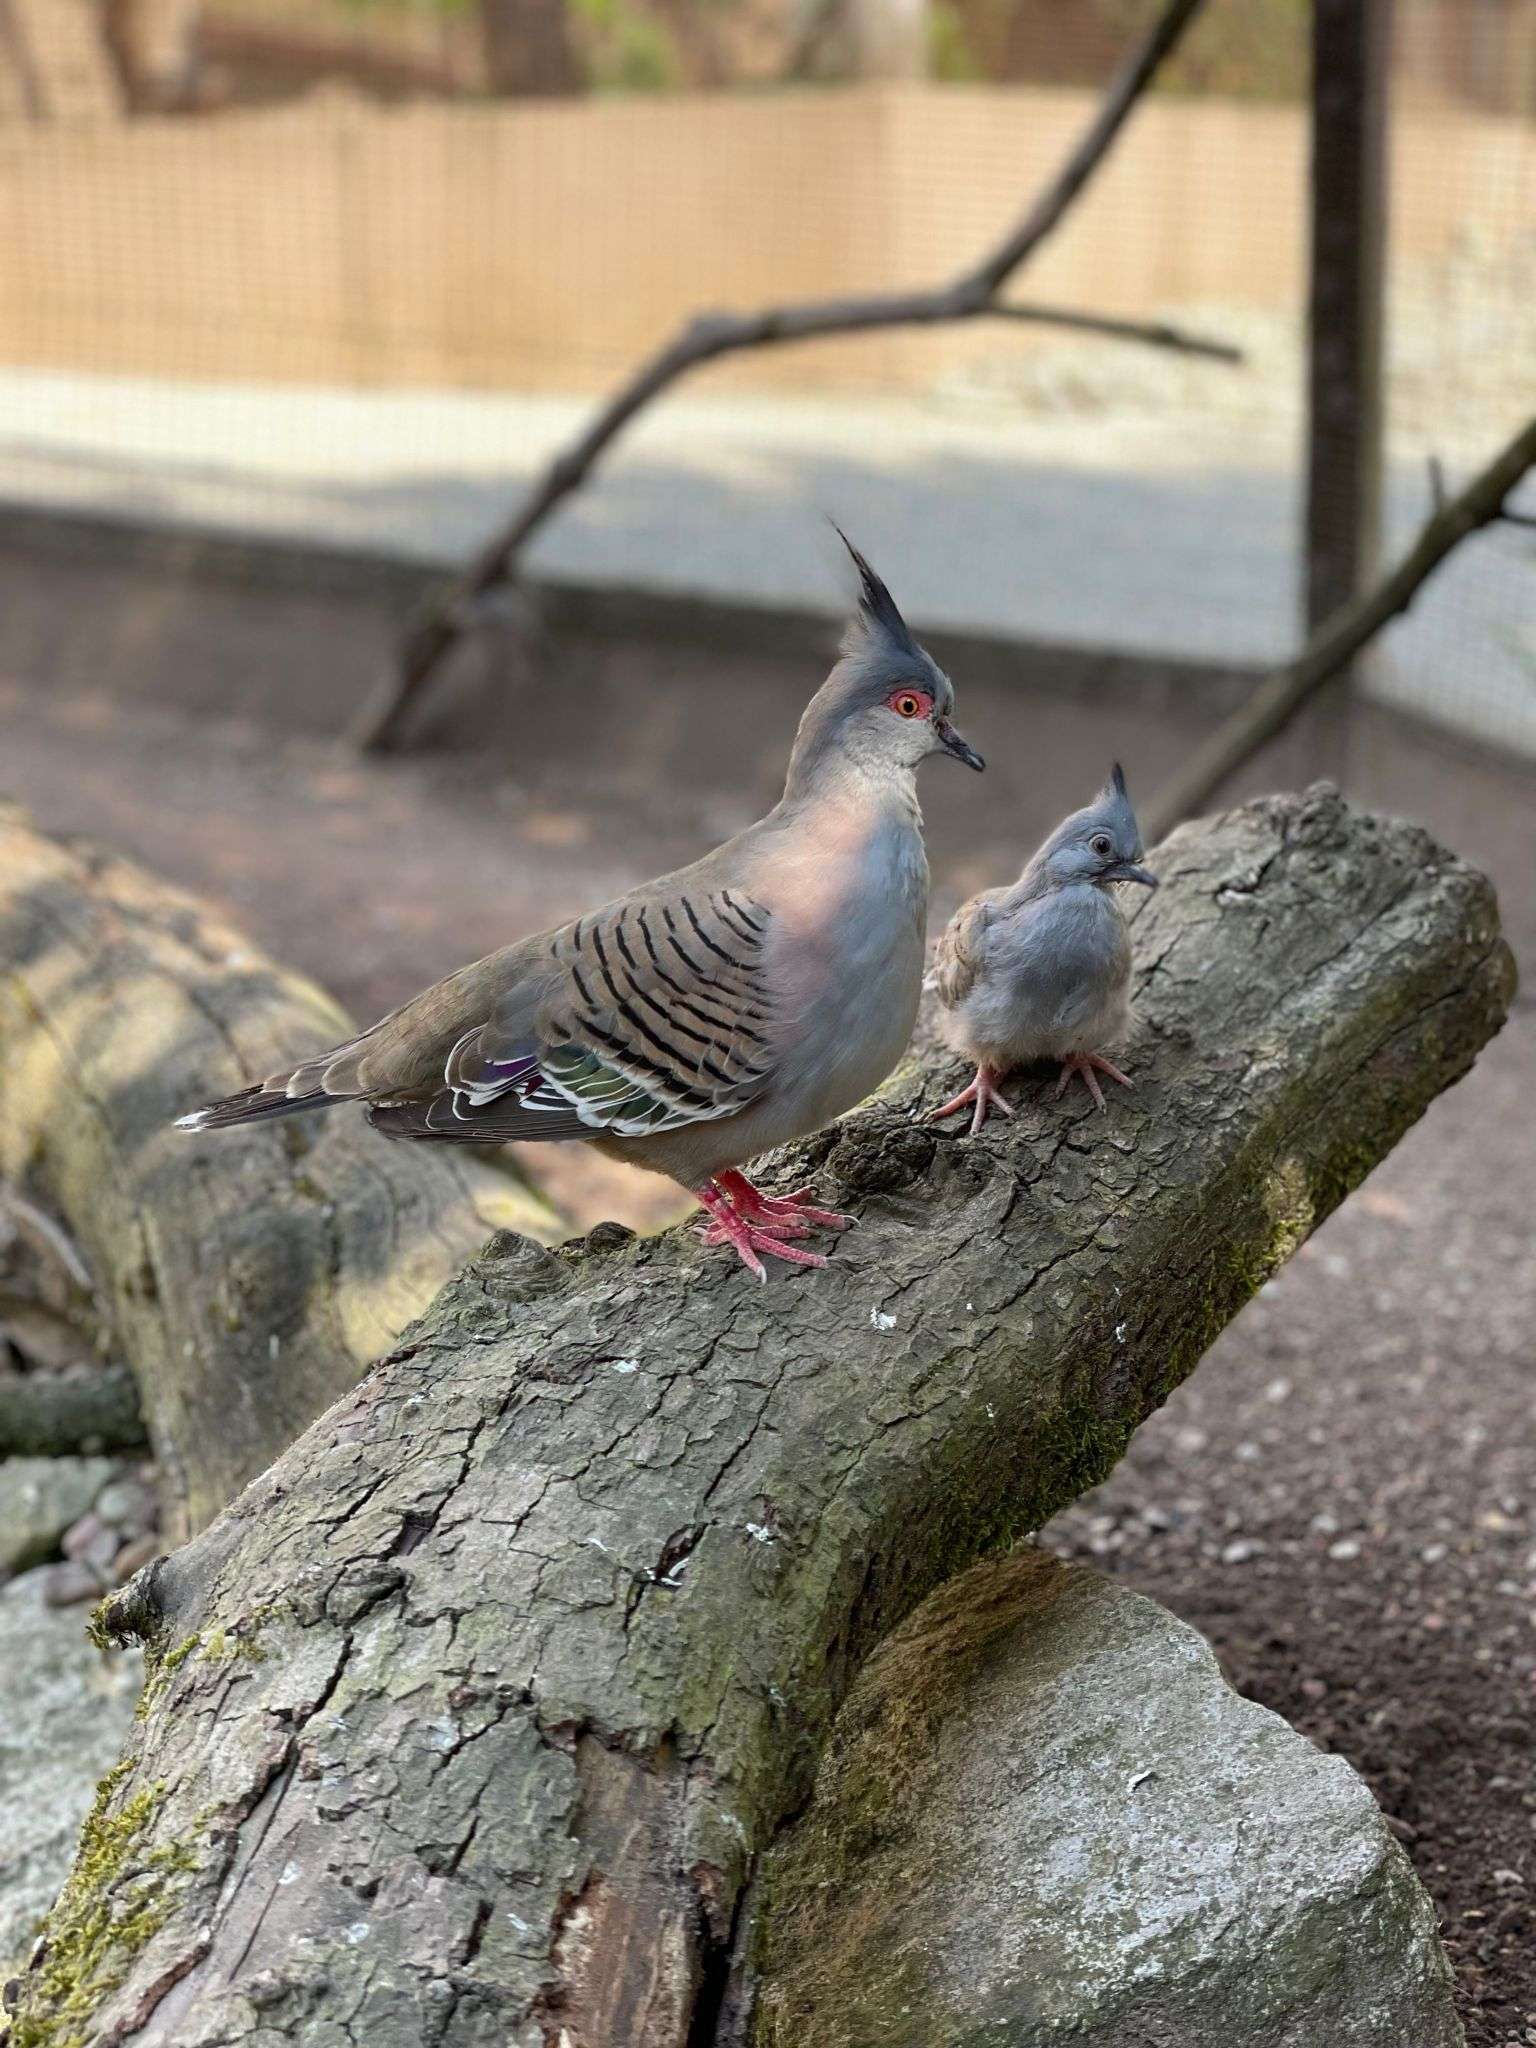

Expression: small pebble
xmin=95 ymin=1477 xmax=155 ymax=1532
xmin=81 ymin=1525 xmax=122 ymax=1575
xmin=113 ymin=1534 xmax=160 ymax=1583
xmin=41 ymin=1559 xmax=103 ymax=1607
xmin=1328 ymin=1538 xmax=1362 ymax=1561
xmin=61 ymin=1511 xmax=107 ymax=1564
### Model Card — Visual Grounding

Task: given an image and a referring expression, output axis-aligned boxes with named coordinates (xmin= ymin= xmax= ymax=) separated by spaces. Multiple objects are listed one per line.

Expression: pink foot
xmin=693 ymin=1175 xmax=846 ymax=1282
xmin=929 ymin=1065 xmax=1015 ymax=1135
xmin=714 ymin=1168 xmax=853 ymax=1234
xmin=1054 ymin=1051 xmax=1134 ymax=1113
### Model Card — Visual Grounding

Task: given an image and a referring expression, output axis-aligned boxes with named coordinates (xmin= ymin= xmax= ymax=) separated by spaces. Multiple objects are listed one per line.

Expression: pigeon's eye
xmin=888 ymin=688 xmax=933 ymax=720
xmin=1091 ymin=834 xmax=1114 ymax=858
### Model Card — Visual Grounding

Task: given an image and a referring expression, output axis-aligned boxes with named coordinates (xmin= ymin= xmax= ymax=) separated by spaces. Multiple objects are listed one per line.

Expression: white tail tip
xmin=174 ymin=1111 xmax=210 ymax=1132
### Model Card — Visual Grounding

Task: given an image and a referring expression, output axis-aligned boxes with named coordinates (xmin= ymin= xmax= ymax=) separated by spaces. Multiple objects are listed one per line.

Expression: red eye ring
xmin=888 ymin=688 xmax=932 ymax=720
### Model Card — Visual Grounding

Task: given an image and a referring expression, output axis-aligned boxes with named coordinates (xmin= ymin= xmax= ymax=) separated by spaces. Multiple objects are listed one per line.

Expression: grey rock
xmin=0 ymin=1568 xmax=142 ymax=1967
xmin=757 ymin=1549 xmax=1463 ymax=2048
xmin=0 ymin=1456 xmax=116 ymax=1576
xmin=93 ymin=1475 xmax=155 ymax=1533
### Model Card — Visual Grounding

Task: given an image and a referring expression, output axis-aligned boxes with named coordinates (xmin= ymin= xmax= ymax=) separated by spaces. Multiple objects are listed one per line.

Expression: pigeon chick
xmin=929 ymin=764 xmax=1156 ymax=1132
xmin=177 ymin=538 xmax=984 ymax=1279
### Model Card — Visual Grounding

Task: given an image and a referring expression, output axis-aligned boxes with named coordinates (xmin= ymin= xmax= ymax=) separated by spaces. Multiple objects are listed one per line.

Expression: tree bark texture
xmin=4 ymin=788 xmax=1513 ymax=2048
xmin=0 ymin=804 xmax=556 ymax=1539
xmin=478 ymin=0 xmax=583 ymax=96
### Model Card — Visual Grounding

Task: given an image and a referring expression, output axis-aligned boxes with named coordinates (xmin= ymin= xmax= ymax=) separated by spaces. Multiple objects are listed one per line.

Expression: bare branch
xmin=1143 ymin=415 xmax=1536 ymax=844
xmin=988 ymin=302 xmax=1241 ymax=359
xmin=0 ymin=1184 xmax=93 ymax=1293
xmin=357 ymin=0 xmax=1218 ymax=753
xmin=959 ymin=0 xmax=1208 ymax=298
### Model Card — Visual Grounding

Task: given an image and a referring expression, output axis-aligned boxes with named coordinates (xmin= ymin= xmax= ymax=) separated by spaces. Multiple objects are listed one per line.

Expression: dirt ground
xmin=2 ymin=644 xmax=1533 ymax=2043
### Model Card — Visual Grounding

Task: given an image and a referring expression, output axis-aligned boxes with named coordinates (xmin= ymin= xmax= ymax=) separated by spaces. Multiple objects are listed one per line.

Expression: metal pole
xmin=1303 ymin=0 xmax=1391 ymax=776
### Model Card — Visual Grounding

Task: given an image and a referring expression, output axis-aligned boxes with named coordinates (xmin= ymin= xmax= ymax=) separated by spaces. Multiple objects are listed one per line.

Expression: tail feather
xmin=175 ymin=1083 xmax=338 ymax=1133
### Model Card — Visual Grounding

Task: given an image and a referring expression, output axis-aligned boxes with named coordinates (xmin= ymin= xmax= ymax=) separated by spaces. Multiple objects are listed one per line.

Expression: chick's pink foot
xmin=693 ymin=1171 xmax=851 ymax=1281
xmin=1055 ymin=1051 xmax=1134 ymax=1112
xmin=930 ymin=1065 xmax=1015 ymax=1135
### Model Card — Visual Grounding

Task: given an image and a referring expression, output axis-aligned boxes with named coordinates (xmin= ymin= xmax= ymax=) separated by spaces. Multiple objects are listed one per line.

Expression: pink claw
xmin=693 ymin=1172 xmax=849 ymax=1280
xmin=703 ymin=1212 xmax=814 ymax=1241
xmin=714 ymin=1169 xmax=854 ymax=1233
xmin=1054 ymin=1051 xmax=1134 ymax=1112
xmin=929 ymin=1065 xmax=1015 ymax=1135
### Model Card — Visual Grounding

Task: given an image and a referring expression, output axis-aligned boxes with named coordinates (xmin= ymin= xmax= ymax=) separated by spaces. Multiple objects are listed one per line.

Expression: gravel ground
xmin=1046 ymin=1018 xmax=1536 ymax=2048
xmin=2 ymin=657 xmax=1532 ymax=2041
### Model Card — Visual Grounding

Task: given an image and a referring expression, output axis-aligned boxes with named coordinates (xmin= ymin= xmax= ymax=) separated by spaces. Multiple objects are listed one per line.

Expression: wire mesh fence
xmin=1377 ymin=38 xmax=1536 ymax=754
xmin=0 ymin=0 xmax=1530 ymax=755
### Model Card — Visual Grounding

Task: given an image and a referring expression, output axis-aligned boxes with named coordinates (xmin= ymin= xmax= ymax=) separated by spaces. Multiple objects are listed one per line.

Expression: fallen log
xmin=4 ymin=788 xmax=1513 ymax=2048
xmin=0 ymin=1363 xmax=146 ymax=1458
xmin=0 ymin=804 xmax=556 ymax=1538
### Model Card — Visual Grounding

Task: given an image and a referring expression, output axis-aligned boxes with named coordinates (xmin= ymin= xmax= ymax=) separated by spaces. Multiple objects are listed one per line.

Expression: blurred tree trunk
xmin=847 ymin=0 xmax=927 ymax=77
xmin=100 ymin=0 xmax=203 ymax=111
xmin=648 ymin=0 xmax=731 ymax=87
xmin=2 ymin=790 xmax=1512 ymax=2048
xmin=479 ymin=0 xmax=584 ymax=96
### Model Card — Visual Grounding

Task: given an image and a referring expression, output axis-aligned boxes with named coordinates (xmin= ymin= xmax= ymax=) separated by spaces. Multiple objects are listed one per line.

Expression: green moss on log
xmin=8 ymin=1763 xmax=185 ymax=2048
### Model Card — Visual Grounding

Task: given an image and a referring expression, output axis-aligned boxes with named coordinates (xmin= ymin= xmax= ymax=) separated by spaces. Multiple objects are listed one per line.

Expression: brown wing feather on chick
xmin=931 ymin=892 xmax=998 ymax=1009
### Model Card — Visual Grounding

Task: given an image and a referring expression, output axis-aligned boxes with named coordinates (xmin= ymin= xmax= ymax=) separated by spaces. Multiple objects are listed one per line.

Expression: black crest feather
xmin=829 ymin=521 xmax=922 ymax=665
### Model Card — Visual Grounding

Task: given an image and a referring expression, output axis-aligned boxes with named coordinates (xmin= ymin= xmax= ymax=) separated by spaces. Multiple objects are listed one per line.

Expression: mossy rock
xmin=756 ymin=1550 xmax=1463 ymax=2047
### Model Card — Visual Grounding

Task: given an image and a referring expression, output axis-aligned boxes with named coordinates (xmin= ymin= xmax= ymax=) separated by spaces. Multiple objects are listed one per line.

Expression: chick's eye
xmin=1091 ymin=835 xmax=1113 ymax=857
xmin=888 ymin=688 xmax=932 ymax=719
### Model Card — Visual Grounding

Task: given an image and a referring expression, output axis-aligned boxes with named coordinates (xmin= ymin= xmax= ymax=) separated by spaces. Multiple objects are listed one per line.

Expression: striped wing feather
xmin=369 ymin=887 xmax=777 ymax=1144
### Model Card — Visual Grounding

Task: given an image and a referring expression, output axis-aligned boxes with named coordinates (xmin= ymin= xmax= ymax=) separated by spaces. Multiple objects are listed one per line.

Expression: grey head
xmin=1030 ymin=765 xmax=1159 ymax=892
xmin=782 ymin=529 xmax=984 ymax=799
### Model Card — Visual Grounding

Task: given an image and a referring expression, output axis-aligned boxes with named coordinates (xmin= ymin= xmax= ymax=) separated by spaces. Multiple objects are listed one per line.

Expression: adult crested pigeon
xmin=929 ymin=764 xmax=1156 ymax=1133
xmin=177 ymin=539 xmax=984 ymax=1278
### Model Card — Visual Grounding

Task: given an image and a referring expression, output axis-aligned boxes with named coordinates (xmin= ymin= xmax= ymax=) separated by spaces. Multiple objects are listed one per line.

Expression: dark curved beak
xmin=935 ymin=718 xmax=985 ymax=772
xmin=1108 ymin=861 xmax=1159 ymax=888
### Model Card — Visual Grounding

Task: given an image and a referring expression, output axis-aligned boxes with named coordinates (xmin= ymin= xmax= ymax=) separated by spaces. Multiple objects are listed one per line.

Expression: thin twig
xmin=358 ymin=0 xmax=1216 ymax=753
xmin=0 ymin=1184 xmax=93 ymax=1291
xmin=988 ymin=303 xmax=1240 ymax=359
xmin=959 ymin=0 xmax=1210 ymax=299
xmin=1143 ymin=415 xmax=1536 ymax=844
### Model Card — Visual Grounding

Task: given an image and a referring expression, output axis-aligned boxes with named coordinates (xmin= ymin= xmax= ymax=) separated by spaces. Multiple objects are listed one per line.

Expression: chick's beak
xmin=935 ymin=718 xmax=985 ymax=772
xmin=1110 ymin=862 xmax=1159 ymax=888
